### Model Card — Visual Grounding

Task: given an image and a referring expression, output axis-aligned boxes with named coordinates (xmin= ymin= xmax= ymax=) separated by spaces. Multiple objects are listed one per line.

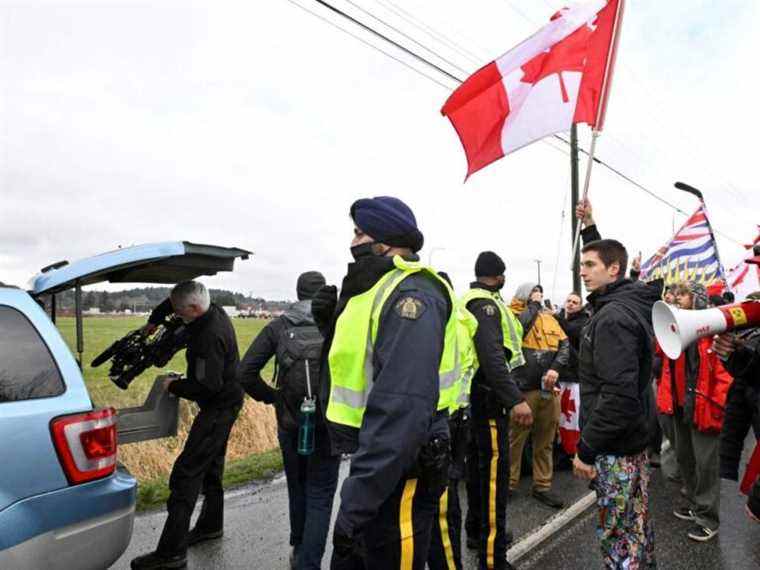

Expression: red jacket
xmin=655 ymin=338 xmax=734 ymax=434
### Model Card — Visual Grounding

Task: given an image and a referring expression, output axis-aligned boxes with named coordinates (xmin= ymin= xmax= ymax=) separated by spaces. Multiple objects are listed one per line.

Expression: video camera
xmin=91 ymin=317 xmax=190 ymax=390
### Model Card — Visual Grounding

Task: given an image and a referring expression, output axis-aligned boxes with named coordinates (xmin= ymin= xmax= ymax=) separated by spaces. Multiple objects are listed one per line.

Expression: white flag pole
xmin=569 ymin=130 xmax=600 ymax=264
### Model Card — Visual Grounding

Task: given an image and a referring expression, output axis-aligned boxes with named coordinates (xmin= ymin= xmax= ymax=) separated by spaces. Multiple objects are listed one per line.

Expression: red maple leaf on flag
xmin=561 ymin=387 xmax=577 ymax=422
xmin=520 ymin=15 xmax=595 ymax=103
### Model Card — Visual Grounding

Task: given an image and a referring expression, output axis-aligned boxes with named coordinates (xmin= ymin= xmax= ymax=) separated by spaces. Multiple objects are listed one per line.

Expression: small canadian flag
xmin=559 ymin=382 xmax=581 ymax=455
xmin=441 ymin=0 xmax=624 ymax=178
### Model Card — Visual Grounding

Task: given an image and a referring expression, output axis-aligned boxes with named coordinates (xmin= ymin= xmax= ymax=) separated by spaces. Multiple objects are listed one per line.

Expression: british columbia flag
xmin=639 ymin=205 xmax=725 ymax=286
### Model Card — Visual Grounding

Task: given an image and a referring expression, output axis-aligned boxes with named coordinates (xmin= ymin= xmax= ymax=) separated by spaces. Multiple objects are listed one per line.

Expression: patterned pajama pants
xmin=594 ymin=452 xmax=656 ymax=569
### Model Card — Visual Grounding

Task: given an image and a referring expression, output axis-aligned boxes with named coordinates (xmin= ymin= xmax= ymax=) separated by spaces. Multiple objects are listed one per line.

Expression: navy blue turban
xmin=350 ymin=196 xmax=424 ymax=252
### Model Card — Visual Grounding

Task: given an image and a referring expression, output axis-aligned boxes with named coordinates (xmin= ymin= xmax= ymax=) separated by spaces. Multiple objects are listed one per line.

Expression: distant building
xmin=222 ymin=305 xmax=240 ymax=318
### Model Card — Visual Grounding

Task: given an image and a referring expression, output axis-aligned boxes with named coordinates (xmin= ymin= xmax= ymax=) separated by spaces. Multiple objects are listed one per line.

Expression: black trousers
xmin=156 ymin=403 xmax=241 ymax=556
xmin=331 ymin=476 xmax=441 ymax=570
xmin=427 ymin=479 xmax=463 ymax=570
xmin=465 ymin=417 xmax=511 ymax=570
xmin=428 ymin=411 xmax=468 ymax=570
xmin=278 ymin=428 xmax=340 ymax=570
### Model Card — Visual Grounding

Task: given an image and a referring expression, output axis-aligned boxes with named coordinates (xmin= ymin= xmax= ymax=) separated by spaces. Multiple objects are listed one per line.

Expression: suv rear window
xmin=0 ymin=306 xmax=65 ymax=402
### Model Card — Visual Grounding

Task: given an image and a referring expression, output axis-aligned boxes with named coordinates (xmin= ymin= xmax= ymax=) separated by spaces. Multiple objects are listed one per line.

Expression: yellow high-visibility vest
xmin=326 ymin=256 xmax=460 ymax=428
xmin=461 ymin=287 xmax=525 ymax=371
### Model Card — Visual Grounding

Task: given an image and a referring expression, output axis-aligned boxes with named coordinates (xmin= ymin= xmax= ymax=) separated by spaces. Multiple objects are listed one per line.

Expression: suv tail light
xmin=51 ymin=408 xmax=118 ymax=485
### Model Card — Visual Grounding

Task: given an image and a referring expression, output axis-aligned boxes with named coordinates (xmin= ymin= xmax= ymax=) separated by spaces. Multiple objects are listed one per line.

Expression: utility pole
xmin=534 ymin=259 xmax=542 ymax=286
xmin=570 ymin=124 xmax=581 ymax=293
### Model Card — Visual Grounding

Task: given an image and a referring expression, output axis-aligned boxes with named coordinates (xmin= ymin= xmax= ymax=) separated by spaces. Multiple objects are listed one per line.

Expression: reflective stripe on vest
xmin=460 ymin=288 xmax=525 ymax=371
xmin=327 ymin=256 xmax=460 ymax=428
xmin=452 ymin=303 xmax=478 ymax=412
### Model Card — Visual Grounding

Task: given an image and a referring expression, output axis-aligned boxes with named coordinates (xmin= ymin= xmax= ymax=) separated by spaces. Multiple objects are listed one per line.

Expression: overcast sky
xmin=1 ymin=0 xmax=757 ymax=301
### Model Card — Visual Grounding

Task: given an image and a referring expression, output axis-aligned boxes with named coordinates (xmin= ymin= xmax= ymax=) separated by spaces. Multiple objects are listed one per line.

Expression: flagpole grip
xmin=570 ymin=130 xmax=600 ymax=269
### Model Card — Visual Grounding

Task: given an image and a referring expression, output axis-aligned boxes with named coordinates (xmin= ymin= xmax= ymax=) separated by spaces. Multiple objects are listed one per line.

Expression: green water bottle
xmin=297 ymin=359 xmax=316 ymax=456
xmin=298 ymin=397 xmax=316 ymax=456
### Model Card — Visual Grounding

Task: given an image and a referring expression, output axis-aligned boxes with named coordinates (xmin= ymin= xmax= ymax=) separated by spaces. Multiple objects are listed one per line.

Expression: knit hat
xmin=678 ymin=281 xmax=708 ymax=310
xmin=475 ymin=251 xmax=506 ymax=277
xmin=350 ymin=196 xmax=424 ymax=252
xmin=296 ymin=271 xmax=326 ymax=301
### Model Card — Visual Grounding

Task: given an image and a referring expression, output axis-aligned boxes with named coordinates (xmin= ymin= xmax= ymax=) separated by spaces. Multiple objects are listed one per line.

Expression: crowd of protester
xmin=129 ymin=195 xmax=760 ymax=570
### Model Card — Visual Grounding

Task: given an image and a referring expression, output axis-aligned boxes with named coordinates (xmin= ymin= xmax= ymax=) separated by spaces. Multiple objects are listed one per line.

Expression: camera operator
xmin=131 ymin=280 xmax=243 ymax=570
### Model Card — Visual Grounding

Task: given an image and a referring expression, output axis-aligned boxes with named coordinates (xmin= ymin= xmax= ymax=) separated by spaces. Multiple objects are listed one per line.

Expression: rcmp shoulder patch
xmin=395 ymin=296 xmax=426 ymax=320
xmin=482 ymin=304 xmax=497 ymax=317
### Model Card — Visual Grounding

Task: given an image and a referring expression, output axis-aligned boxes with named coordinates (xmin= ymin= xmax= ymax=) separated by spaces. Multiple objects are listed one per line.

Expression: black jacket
xmin=152 ymin=302 xmax=243 ymax=409
xmin=576 ymin=279 xmax=660 ymax=464
xmin=466 ymin=282 xmax=524 ymax=419
xmin=237 ymin=300 xmax=323 ymax=431
xmin=321 ymin=255 xmax=451 ymax=539
xmin=556 ymin=308 xmax=591 ymax=382
xmin=719 ymin=329 xmax=760 ymax=481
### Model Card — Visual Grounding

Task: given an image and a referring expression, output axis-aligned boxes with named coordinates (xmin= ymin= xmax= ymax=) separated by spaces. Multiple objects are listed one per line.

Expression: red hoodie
xmin=655 ymin=337 xmax=734 ymax=434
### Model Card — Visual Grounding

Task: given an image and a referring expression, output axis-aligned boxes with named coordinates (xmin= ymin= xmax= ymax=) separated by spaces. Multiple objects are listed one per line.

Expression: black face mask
xmin=350 ymin=242 xmax=376 ymax=260
xmin=495 ymin=277 xmax=505 ymax=291
xmin=350 ymin=242 xmax=390 ymax=261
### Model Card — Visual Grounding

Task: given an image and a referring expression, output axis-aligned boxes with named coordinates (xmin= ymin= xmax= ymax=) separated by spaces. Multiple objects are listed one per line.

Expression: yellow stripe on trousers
xmin=487 ymin=420 xmax=499 ymax=570
xmin=439 ymin=488 xmax=456 ymax=570
xmin=400 ymin=478 xmax=418 ymax=570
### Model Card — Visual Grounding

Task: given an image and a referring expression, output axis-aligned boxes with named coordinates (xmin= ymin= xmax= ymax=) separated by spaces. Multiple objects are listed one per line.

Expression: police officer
xmin=310 ymin=196 xmax=457 ymax=570
xmin=462 ymin=252 xmax=532 ymax=570
xmin=427 ymin=271 xmax=478 ymax=570
xmin=237 ymin=271 xmax=340 ymax=570
xmin=131 ymin=281 xmax=243 ymax=570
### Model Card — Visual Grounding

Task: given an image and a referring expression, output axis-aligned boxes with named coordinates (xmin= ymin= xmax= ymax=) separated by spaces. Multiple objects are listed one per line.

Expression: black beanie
xmin=475 ymin=251 xmax=506 ymax=278
xmin=297 ymin=271 xmax=326 ymax=301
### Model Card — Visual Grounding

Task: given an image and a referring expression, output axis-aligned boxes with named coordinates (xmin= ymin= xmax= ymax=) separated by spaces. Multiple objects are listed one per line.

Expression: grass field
xmin=55 ymin=316 xmax=282 ymax=508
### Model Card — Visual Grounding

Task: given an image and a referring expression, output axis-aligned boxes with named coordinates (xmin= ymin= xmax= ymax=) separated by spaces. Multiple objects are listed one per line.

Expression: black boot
xmin=187 ymin=527 xmax=223 ymax=546
xmin=130 ymin=551 xmax=187 ymax=569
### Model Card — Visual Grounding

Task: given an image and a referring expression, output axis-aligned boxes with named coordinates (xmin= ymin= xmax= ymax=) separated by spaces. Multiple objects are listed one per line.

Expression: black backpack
xmin=273 ymin=323 xmax=324 ymax=431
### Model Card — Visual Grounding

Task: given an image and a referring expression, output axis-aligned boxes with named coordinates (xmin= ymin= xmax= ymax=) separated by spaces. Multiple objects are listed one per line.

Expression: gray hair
xmin=170 ymin=280 xmax=210 ymax=311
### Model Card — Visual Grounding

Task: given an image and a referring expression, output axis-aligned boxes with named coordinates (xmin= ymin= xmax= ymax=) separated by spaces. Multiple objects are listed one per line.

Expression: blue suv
xmin=0 ymin=241 xmax=249 ymax=569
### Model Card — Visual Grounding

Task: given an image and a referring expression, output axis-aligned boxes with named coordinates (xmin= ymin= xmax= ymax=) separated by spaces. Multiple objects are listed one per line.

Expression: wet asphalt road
xmin=113 ymin=457 xmax=760 ymax=569
xmin=519 ymin=468 xmax=760 ymax=570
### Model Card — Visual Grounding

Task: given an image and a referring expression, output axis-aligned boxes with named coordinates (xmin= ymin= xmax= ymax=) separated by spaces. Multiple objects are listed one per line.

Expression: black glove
xmin=312 ymin=285 xmax=338 ymax=330
xmin=418 ymin=437 xmax=451 ymax=494
xmin=331 ymin=527 xmax=360 ymax=569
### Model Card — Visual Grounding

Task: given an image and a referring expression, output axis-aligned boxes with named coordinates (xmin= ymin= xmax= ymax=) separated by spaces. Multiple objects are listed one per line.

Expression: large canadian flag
xmin=441 ymin=0 xmax=624 ymax=178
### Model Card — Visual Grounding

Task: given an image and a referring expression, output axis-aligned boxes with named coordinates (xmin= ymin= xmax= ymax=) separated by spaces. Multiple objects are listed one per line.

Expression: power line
xmin=377 ymin=0 xmax=486 ymax=66
xmin=293 ymin=0 xmax=745 ymax=246
xmin=285 ymin=0 xmax=456 ymax=90
xmin=342 ymin=0 xmax=473 ymax=76
xmin=310 ymin=0 xmax=462 ymax=83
